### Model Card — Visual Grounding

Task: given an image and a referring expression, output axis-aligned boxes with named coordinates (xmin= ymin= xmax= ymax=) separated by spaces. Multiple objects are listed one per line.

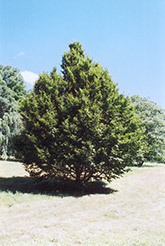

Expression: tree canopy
xmin=16 ymin=42 xmax=145 ymax=183
xmin=0 ymin=65 xmax=26 ymax=159
xmin=131 ymin=96 xmax=165 ymax=163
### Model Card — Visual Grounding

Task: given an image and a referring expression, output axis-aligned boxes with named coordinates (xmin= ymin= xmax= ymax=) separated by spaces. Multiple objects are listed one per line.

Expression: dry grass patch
xmin=0 ymin=161 xmax=165 ymax=245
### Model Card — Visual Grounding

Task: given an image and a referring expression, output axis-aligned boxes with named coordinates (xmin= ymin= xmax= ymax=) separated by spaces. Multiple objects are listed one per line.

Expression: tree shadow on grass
xmin=140 ymin=164 xmax=155 ymax=168
xmin=130 ymin=163 xmax=159 ymax=168
xmin=0 ymin=176 xmax=117 ymax=197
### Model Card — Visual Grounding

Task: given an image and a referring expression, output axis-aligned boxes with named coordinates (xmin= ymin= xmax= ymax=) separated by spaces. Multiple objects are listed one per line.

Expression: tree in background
xmin=0 ymin=65 xmax=26 ymax=159
xmin=131 ymin=96 xmax=165 ymax=163
xmin=16 ymin=42 xmax=145 ymax=184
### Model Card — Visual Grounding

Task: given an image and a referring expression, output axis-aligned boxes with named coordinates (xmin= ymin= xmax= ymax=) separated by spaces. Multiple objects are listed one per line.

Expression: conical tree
xmin=16 ymin=42 xmax=145 ymax=183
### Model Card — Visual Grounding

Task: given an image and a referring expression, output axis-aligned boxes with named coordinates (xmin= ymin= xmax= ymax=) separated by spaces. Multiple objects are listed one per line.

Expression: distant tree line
xmin=0 ymin=42 xmax=164 ymax=184
xmin=131 ymin=96 xmax=165 ymax=163
xmin=0 ymin=65 xmax=26 ymax=159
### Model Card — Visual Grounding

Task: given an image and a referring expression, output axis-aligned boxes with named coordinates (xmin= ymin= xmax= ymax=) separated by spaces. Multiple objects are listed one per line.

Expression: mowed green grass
xmin=0 ymin=161 xmax=165 ymax=246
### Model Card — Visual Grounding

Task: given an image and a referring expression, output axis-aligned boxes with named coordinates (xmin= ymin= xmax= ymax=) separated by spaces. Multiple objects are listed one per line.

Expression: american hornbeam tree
xmin=131 ymin=96 xmax=165 ymax=163
xmin=16 ymin=42 xmax=145 ymax=184
xmin=0 ymin=65 xmax=26 ymax=159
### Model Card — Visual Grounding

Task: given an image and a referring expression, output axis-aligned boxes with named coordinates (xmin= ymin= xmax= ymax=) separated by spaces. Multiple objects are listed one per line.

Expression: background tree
xmin=0 ymin=65 xmax=26 ymax=159
xmin=16 ymin=42 xmax=145 ymax=184
xmin=131 ymin=95 xmax=165 ymax=163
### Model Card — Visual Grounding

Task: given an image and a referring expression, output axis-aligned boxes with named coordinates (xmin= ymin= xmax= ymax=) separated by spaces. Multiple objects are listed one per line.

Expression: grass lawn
xmin=0 ymin=161 xmax=165 ymax=245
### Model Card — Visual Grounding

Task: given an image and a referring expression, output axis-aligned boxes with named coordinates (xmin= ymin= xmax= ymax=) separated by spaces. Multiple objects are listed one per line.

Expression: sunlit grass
xmin=0 ymin=161 xmax=165 ymax=245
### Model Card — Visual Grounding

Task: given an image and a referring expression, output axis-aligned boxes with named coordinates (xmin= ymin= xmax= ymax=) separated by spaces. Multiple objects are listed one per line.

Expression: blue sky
xmin=0 ymin=0 xmax=165 ymax=108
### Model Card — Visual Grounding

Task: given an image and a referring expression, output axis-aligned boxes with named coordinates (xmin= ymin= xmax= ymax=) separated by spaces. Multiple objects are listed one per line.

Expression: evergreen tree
xmin=16 ymin=42 xmax=144 ymax=183
xmin=0 ymin=65 xmax=26 ymax=158
xmin=131 ymin=96 xmax=165 ymax=163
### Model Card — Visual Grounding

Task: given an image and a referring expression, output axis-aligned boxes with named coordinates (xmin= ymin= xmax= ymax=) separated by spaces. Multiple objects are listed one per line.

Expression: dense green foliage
xmin=131 ymin=96 xmax=165 ymax=163
xmin=16 ymin=42 xmax=144 ymax=183
xmin=0 ymin=65 xmax=26 ymax=159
